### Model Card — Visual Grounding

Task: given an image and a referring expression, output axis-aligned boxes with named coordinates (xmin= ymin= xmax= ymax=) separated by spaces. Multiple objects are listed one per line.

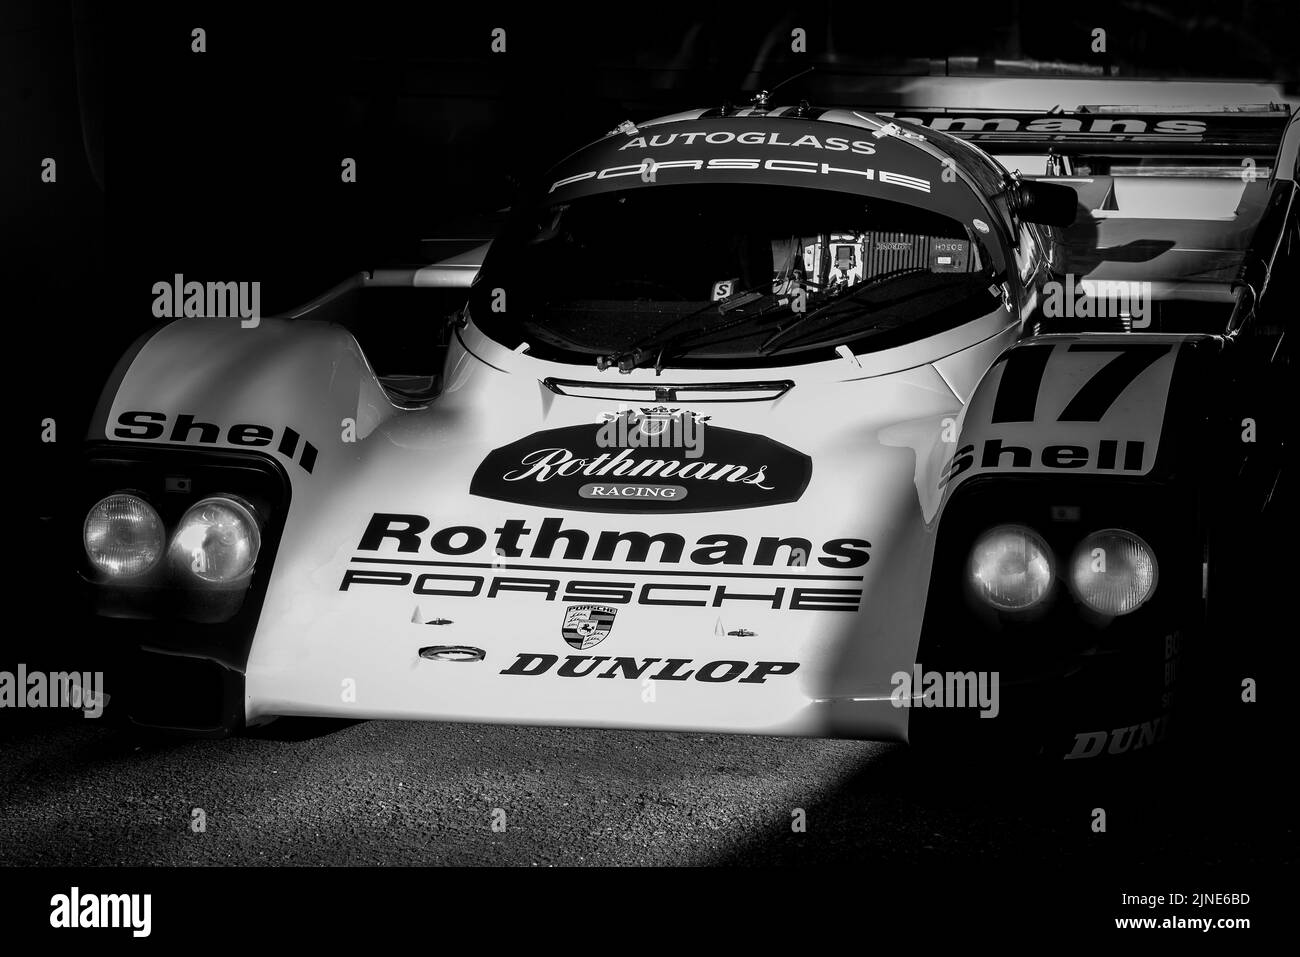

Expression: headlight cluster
xmin=968 ymin=524 xmax=1156 ymax=617
xmin=83 ymin=492 xmax=261 ymax=585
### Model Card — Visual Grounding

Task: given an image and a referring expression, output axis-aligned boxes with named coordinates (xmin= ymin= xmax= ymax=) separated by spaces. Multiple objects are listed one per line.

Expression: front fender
xmin=940 ymin=333 xmax=1220 ymax=491
xmin=911 ymin=333 xmax=1224 ymax=758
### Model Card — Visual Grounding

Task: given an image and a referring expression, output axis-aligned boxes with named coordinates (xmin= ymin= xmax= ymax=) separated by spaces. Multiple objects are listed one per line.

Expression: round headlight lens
xmin=1069 ymin=529 xmax=1157 ymax=616
xmin=84 ymin=493 xmax=165 ymax=578
xmin=168 ymin=496 xmax=261 ymax=583
xmin=968 ymin=525 xmax=1054 ymax=611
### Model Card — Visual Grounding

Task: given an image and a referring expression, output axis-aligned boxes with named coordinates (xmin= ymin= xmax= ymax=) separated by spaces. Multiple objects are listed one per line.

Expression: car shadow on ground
xmin=706 ymin=736 xmax=1287 ymax=866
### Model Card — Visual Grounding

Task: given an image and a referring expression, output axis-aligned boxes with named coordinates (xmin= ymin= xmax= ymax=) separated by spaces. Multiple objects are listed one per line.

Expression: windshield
xmin=470 ymin=183 xmax=1004 ymax=366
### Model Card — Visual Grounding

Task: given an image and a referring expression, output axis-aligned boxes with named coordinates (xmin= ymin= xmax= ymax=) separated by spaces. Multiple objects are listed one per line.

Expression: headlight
xmin=968 ymin=524 xmax=1054 ymax=611
xmin=83 ymin=493 xmax=165 ymax=578
xmin=168 ymin=496 xmax=261 ymax=583
xmin=1069 ymin=529 xmax=1157 ymax=616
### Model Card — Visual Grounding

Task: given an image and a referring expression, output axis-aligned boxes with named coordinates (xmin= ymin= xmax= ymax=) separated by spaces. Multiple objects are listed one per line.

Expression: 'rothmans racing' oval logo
xmin=470 ymin=418 xmax=813 ymax=513
xmin=562 ymin=605 xmax=617 ymax=650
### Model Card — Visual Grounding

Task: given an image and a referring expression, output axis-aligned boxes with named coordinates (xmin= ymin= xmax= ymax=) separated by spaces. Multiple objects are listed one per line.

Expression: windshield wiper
xmin=596 ymin=279 xmax=790 ymax=373
xmin=756 ymin=266 xmax=928 ymax=355
xmin=759 ymin=273 xmax=1003 ymax=356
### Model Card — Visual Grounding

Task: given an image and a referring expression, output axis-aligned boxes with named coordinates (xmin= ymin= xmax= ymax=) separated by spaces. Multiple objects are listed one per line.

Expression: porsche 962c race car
xmin=79 ymin=82 xmax=1298 ymax=759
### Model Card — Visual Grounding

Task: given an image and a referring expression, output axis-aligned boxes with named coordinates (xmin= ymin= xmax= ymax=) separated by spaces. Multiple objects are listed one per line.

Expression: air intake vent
xmin=543 ymin=378 xmax=793 ymax=402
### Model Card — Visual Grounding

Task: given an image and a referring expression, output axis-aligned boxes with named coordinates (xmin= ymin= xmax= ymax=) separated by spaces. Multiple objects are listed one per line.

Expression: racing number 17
xmin=991 ymin=342 xmax=1172 ymax=423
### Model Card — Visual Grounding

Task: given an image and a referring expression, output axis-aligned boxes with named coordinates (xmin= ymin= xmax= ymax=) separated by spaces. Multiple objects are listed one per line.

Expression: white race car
xmin=80 ymin=80 xmax=1298 ymax=759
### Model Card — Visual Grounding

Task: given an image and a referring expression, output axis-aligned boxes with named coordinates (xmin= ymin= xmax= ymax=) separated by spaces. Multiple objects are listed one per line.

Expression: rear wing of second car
xmin=871 ymin=103 xmax=1296 ymax=300
xmin=877 ymin=105 xmax=1293 ymax=178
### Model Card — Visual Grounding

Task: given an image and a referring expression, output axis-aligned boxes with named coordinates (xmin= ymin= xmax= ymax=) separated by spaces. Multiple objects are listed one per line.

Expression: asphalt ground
xmin=1 ymin=708 xmax=1292 ymax=868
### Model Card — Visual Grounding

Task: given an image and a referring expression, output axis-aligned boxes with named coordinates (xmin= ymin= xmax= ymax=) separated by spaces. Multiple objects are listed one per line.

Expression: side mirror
xmin=1016 ymin=180 xmax=1079 ymax=227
